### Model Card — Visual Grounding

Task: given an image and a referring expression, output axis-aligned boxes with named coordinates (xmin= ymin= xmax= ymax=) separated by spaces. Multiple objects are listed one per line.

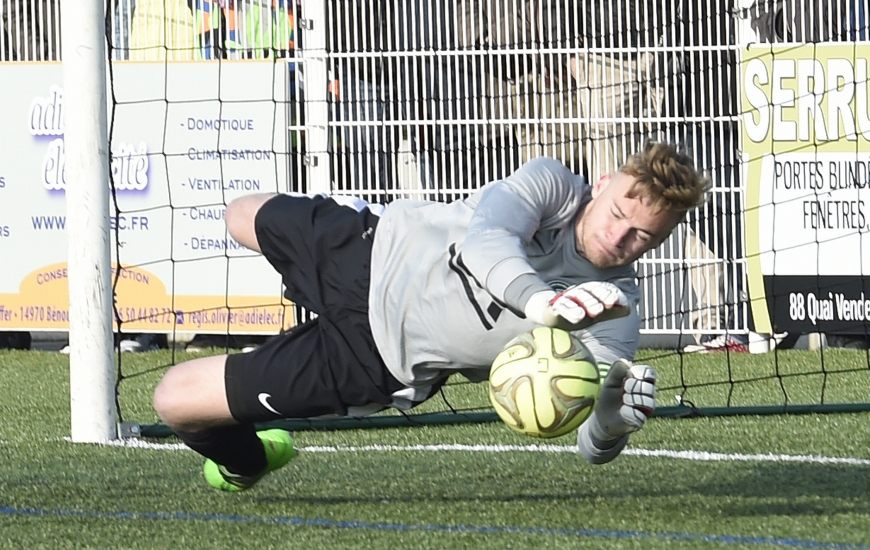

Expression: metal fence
xmin=4 ymin=0 xmax=862 ymax=341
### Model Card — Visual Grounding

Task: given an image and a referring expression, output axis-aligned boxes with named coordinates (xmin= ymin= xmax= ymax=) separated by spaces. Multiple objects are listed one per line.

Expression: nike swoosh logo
xmin=258 ymin=392 xmax=281 ymax=415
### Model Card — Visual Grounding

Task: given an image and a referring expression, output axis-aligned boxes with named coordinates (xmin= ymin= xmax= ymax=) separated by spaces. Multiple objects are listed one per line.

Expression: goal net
xmin=2 ymin=0 xmax=870 ymax=437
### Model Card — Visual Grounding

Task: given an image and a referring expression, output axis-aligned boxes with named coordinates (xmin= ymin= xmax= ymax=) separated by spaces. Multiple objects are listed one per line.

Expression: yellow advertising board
xmin=2 ymin=263 xmax=293 ymax=332
xmin=742 ymin=44 xmax=870 ymax=334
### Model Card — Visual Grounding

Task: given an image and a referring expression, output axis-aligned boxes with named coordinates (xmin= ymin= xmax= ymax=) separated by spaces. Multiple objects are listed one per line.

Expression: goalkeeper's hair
xmin=619 ymin=141 xmax=710 ymax=217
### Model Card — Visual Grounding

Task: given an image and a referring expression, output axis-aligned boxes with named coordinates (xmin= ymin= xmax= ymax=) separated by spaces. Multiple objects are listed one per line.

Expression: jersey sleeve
xmin=461 ymin=157 xmax=584 ymax=310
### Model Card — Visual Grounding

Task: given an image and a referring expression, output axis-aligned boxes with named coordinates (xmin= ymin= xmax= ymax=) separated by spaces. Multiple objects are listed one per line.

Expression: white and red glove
xmin=523 ymin=281 xmax=630 ymax=330
xmin=594 ymin=359 xmax=657 ymax=437
xmin=577 ymin=359 xmax=657 ymax=464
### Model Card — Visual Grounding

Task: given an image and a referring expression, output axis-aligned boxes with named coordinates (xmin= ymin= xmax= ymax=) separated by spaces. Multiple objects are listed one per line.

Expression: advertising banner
xmin=0 ymin=61 xmax=295 ymax=334
xmin=742 ymin=44 xmax=870 ymax=334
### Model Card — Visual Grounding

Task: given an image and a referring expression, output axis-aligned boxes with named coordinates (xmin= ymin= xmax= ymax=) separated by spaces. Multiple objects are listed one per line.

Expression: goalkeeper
xmin=153 ymin=141 xmax=708 ymax=490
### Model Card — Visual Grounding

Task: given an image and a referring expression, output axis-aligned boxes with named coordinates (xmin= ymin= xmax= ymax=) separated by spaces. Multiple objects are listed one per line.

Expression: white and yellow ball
xmin=489 ymin=327 xmax=600 ymax=438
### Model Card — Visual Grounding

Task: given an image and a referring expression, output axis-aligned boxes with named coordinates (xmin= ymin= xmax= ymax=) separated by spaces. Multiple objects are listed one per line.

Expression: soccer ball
xmin=489 ymin=327 xmax=600 ymax=438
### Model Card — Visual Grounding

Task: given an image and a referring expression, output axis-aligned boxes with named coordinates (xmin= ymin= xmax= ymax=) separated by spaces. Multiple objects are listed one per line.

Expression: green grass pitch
xmin=0 ymin=348 xmax=869 ymax=549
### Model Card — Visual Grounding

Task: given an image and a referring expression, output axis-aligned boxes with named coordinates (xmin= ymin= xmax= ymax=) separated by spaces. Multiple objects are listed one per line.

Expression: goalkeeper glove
xmin=576 ymin=359 xmax=656 ymax=464
xmin=523 ymin=281 xmax=630 ymax=329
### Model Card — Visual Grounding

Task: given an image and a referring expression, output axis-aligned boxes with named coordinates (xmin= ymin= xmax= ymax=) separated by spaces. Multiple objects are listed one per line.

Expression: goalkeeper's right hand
xmin=576 ymin=359 xmax=657 ymax=464
xmin=523 ymin=281 xmax=630 ymax=330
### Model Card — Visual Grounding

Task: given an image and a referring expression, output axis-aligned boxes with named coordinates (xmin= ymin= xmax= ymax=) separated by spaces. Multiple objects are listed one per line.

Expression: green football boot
xmin=203 ymin=429 xmax=296 ymax=492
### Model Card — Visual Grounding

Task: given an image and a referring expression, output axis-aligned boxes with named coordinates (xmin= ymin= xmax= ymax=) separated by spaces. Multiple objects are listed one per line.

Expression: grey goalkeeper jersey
xmin=369 ymin=157 xmax=641 ymax=388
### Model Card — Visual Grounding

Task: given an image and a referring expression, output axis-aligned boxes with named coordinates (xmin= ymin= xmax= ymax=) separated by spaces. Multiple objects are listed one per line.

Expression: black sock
xmin=175 ymin=424 xmax=267 ymax=477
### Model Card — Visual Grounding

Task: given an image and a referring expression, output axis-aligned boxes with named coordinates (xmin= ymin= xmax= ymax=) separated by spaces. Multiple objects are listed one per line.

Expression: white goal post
xmin=61 ymin=0 xmax=116 ymax=443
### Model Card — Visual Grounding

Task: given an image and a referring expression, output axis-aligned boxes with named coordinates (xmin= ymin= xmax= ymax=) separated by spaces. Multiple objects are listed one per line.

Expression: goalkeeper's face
xmin=575 ymin=172 xmax=681 ymax=268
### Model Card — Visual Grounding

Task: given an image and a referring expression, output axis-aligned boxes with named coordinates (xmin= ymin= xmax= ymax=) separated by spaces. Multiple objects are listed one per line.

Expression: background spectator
xmin=674 ymin=0 xmax=748 ymax=353
xmin=0 ymin=331 xmax=31 ymax=350
xmin=572 ymin=0 xmax=673 ymax=180
xmin=328 ymin=0 xmax=520 ymax=203
xmin=110 ymin=0 xmax=137 ymax=60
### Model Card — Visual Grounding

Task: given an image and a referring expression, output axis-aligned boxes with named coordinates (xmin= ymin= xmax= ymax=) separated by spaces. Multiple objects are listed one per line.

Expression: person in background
xmin=327 ymin=0 xmax=398 ymax=201
xmin=473 ymin=1 xmax=671 ymax=192
xmin=328 ymin=0 xmax=520 ymax=203
xmin=0 ymin=331 xmax=31 ymax=350
xmin=188 ymin=0 xmax=229 ymax=59
xmin=110 ymin=0 xmax=137 ymax=60
xmin=454 ymin=1 xmax=574 ymax=192
xmin=188 ymin=0 xmax=295 ymax=60
xmin=748 ymin=0 xmax=850 ymax=43
xmin=0 ymin=6 xmax=12 ymax=60
xmin=674 ymin=0 xmax=749 ymax=353
xmin=572 ymin=0 xmax=673 ymax=181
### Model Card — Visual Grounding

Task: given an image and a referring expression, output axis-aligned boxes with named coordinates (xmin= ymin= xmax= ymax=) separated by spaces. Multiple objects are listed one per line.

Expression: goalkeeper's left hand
xmin=594 ymin=359 xmax=656 ymax=438
xmin=577 ymin=359 xmax=656 ymax=464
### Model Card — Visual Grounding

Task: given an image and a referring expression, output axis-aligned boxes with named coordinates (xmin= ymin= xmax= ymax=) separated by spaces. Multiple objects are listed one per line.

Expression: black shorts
xmin=224 ymin=194 xmax=406 ymax=423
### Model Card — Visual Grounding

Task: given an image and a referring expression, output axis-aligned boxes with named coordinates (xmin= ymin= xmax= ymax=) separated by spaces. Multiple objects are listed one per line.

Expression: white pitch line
xmin=302 ymin=443 xmax=576 ymax=453
xmin=624 ymin=448 xmax=870 ymax=466
xmin=95 ymin=439 xmax=870 ymax=466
